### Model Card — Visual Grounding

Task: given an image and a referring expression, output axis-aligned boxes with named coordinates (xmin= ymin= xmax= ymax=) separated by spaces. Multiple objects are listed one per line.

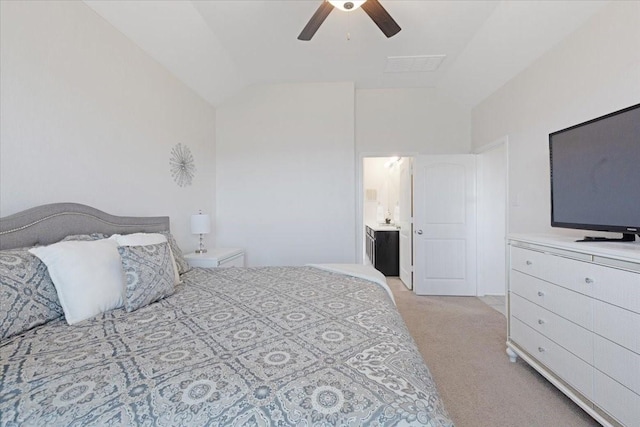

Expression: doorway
xmin=357 ymin=149 xmax=506 ymax=297
xmin=360 ymin=156 xmax=414 ymax=289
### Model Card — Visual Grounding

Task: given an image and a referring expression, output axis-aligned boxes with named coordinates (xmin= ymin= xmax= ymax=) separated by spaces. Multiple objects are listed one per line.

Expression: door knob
xmin=416 ymin=230 xmax=423 ymax=235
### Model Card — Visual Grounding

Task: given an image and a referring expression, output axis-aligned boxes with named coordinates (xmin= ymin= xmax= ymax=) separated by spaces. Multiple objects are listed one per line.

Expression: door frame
xmin=474 ymin=136 xmax=510 ymax=296
xmin=356 ymin=152 xmax=418 ymax=266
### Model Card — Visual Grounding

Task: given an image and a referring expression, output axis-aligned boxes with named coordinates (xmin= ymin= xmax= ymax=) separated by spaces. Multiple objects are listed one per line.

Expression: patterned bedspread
xmin=1 ymin=267 xmax=453 ymax=426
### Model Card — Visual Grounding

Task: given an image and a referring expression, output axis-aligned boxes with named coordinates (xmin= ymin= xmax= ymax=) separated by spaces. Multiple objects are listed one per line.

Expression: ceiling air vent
xmin=384 ymin=55 xmax=446 ymax=73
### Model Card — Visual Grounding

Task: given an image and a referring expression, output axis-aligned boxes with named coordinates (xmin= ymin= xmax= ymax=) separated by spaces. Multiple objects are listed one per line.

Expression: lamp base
xmin=195 ymin=249 xmax=208 ymax=254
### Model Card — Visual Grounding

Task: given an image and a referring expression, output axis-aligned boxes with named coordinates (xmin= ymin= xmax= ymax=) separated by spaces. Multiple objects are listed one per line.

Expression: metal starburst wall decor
xmin=169 ymin=143 xmax=196 ymax=187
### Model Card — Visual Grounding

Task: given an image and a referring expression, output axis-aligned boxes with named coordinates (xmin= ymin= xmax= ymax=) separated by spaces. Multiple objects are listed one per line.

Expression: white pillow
xmin=110 ymin=233 xmax=180 ymax=284
xmin=29 ymin=239 xmax=124 ymax=325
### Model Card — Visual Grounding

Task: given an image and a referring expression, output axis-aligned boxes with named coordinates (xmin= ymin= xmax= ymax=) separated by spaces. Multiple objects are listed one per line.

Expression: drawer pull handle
xmin=538 ymin=319 xmax=545 ymax=325
xmin=538 ymin=347 xmax=545 ymax=353
xmin=526 ymin=260 xmax=532 ymax=265
xmin=537 ymin=291 xmax=544 ymax=297
xmin=585 ymin=277 xmax=594 ymax=284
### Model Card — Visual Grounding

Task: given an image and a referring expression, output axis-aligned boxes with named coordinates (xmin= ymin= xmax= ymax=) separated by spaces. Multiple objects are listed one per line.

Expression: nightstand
xmin=184 ymin=248 xmax=245 ymax=268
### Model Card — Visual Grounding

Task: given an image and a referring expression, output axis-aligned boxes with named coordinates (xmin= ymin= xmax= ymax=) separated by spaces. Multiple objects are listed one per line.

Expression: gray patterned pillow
xmin=118 ymin=242 xmax=176 ymax=312
xmin=161 ymin=231 xmax=191 ymax=275
xmin=61 ymin=233 xmax=109 ymax=242
xmin=0 ymin=248 xmax=64 ymax=340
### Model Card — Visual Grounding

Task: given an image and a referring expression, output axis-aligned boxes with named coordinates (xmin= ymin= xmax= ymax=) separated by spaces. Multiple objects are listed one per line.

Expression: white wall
xmin=355 ymin=87 xmax=472 ymax=263
xmin=472 ymin=1 xmax=640 ymax=236
xmin=0 ymin=1 xmax=216 ymax=251
xmin=216 ymin=82 xmax=356 ymax=266
xmin=356 ymin=88 xmax=471 ymax=155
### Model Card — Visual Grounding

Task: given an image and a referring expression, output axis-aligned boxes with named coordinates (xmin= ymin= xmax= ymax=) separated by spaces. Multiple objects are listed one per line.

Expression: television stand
xmin=576 ymin=233 xmax=637 ymax=242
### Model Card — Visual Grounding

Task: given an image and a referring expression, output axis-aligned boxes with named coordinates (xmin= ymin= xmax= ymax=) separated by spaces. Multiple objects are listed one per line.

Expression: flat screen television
xmin=549 ymin=103 xmax=640 ymax=242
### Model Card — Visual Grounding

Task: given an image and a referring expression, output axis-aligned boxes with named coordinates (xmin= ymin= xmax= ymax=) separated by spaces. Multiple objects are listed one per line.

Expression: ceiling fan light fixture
xmin=328 ymin=1 xmax=367 ymax=12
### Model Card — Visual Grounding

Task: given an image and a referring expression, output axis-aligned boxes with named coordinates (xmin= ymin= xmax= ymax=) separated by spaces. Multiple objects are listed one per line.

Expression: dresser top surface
xmin=509 ymin=234 xmax=640 ymax=264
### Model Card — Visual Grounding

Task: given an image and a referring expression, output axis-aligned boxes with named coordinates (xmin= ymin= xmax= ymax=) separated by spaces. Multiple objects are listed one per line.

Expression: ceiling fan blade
xmin=298 ymin=1 xmax=334 ymax=41
xmin=361 ymin=0 xmax=401 ymax=38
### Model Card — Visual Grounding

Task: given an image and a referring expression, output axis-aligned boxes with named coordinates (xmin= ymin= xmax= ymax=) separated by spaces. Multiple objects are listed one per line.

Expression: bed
xmin=0 ymin=203 xmax=453 ymax=426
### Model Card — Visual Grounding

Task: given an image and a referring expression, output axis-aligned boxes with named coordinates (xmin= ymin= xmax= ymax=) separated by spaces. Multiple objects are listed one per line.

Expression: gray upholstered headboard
xmin=0 ymin=203 xmax=170 ymax=250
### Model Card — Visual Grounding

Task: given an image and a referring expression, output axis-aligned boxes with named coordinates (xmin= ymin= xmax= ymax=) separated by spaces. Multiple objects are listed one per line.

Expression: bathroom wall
xmin=363 ymin=157 xmax=401 ymax=226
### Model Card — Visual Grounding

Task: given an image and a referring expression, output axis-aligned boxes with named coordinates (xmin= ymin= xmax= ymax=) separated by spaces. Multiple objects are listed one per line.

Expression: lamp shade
xmin=190 ymin=213 xmax=211 ymax=234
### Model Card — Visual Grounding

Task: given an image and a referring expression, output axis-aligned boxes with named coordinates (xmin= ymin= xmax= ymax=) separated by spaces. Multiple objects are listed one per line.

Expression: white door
xmin=413 ymin=155 xmax=477 ymax=295
xmin=398 ymin=158 xmax=413 ymax=289
xmin=477 ymin=142 xmax=507 ymax=296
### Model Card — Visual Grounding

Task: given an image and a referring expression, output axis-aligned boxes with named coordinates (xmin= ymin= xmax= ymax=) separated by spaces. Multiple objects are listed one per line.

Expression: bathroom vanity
xmin=365 ymin=224 xmax=399 ymax=276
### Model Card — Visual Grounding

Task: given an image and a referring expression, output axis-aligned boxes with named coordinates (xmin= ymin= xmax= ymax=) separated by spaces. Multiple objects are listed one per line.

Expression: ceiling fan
xmin=298 ymin=0 xmax=401 ymax=41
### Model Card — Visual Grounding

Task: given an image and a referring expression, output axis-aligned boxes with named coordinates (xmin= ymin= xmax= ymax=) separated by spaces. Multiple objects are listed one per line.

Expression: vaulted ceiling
xmin=84 ymin=0 xmax=606 ymax=108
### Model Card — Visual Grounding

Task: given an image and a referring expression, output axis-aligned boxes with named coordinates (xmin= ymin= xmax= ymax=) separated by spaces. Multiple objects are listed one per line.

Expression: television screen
xmin=550 ymin=103 xmax=640 ymax=237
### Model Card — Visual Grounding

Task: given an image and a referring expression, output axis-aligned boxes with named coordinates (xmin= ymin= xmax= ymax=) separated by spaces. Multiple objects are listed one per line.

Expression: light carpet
xmin=387 ymin=278 xmax=599 ymax=427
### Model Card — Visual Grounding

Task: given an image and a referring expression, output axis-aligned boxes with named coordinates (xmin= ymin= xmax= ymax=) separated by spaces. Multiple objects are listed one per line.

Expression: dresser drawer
xmin=510 ymin=293 xmax=592 ymax=363
xmin=594 ymin=370 xmax=640 ymax=427
xmin=511 ymin=246 xmax=550 ymax=278
xmin=510 ymin=317 xmax=593 ymax=399
xmin=511 ymin=246 xmax=594 ymax=296
xmin=594 ymin=300 xmax=640 ymax=356
xmin=594 ymin=335 xmax=640 ymax=396
xmin=589 ymin=264 xmax=640 ymax=313
xmin=510 ymin=270 xmax=593 ymax=329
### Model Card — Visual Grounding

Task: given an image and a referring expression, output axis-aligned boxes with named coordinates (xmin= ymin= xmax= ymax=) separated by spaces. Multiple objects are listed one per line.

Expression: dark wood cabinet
xmin=365 ymin=225 xmax=399 ymax=276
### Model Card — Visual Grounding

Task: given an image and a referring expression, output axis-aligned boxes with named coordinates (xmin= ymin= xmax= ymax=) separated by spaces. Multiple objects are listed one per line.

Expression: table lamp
xmin=190 ymin=212 xmax=211 ymax=254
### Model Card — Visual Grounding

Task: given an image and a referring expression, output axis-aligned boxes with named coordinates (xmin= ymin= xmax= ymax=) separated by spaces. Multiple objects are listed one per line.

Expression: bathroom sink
xmin=376 ymin=224 xmax=399 ymax=230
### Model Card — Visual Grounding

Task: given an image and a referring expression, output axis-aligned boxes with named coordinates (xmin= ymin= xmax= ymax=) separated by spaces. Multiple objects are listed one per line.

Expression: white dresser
xmin=507 ymin=235 xmax=640 ymax=427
